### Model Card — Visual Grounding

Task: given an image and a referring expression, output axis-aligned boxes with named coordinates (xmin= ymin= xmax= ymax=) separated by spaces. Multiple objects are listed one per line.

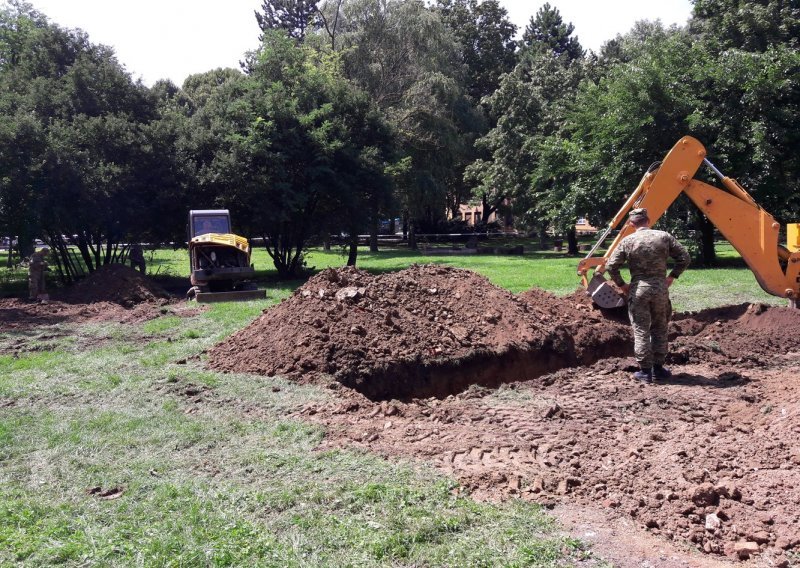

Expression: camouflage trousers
xmin=627 ymin=280 xmax=671 ymax=369
xmin=28 ymin=269 xmax=45 ymax=299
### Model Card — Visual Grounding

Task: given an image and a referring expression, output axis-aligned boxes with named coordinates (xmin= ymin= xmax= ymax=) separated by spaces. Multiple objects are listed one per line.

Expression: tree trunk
xmin=567 ymin=228 xmax=578 ymax=255
xmin=408 ymin=219 xmax=417 ymax=250
xmin=323 ymin=233 xmax=331 ymax=252
xmin=347 ymin=234 xmax=358 ymax=266
xmin=402 ymin=212 xmax=409 ymax=241
xmin=76 ymin=233 xmax=95 ymax=272
xmin=539 ymin=226 xmax=548 ymax=250
xmin=388 ymin=217 xmax=396 ymax=235
xmin=699 ymin=215 xmax=716 ymax=266
xmin=19 ymin=237 xmax=34 ymax=258
xmin=369 ymin=214 xmax=379 ymax=252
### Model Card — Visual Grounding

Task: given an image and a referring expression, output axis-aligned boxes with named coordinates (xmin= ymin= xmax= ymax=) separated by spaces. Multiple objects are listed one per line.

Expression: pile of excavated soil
xmin=57 ymin=264 xmax=171 ymax=308
xmin=207 ymin=265 xmax=632 ymax=399
xmin=1 ymin=265 xmax=178 ymax=330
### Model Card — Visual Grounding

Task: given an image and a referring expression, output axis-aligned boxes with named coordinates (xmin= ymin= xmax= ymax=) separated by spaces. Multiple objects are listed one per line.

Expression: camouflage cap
xmin=629 ymin=208 xmax=648 ymax=221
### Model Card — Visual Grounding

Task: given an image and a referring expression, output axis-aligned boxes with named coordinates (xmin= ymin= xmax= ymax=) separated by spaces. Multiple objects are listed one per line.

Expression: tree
xmin=255 ymin=0 xmax=319 ymax=41
xmin=466 ymin=4 xmax=584 ymax=243
xmin=435 ymin=0 xmax=518 ymax=103
xmin=552 ymin=28 xmax=701 ymax=254
xmin=230 ymin=32 xmax=395 ymax=276
xmin=335 ymin=0 xmax=480 ymax=247
xmin=537 ymin=21 xmax=800 ymax=265
xmin=522 ymin=3 xmax=584 ymax=61
xmin=689 ymin=0 xmax=800 ymax=52
xmin=0 ymin=3 xmax=171 ymax=278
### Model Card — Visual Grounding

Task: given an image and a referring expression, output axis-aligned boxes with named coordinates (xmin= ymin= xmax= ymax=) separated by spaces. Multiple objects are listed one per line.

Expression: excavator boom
xmin=578 ymin=136 xmax=800 ymax=308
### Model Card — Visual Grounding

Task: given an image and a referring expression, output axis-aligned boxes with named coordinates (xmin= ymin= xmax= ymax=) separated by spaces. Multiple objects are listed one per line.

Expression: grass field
xmin=0 ymin=241 xmax=785 ymax=565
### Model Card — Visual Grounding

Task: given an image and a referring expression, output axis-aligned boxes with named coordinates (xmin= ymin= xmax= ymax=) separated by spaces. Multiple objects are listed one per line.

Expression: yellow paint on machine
xmin=788 ymin=223 xmax=800 ymax=253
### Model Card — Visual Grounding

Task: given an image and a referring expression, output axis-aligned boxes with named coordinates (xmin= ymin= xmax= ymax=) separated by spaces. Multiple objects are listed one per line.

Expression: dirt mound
xmin=670 ymin=303 xmax=800 ymax=369
xmin=207 ymin=265 xmax=632 ymax=399
xmin=58 ymin=264 xmax=171 ymax=307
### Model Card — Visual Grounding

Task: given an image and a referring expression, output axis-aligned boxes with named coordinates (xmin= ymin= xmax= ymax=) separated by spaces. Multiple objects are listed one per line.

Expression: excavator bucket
xmin=587 ymin=274 xmax=626 ymax=309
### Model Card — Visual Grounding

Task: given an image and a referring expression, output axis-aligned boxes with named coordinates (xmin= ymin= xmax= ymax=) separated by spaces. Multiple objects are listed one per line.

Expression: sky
xmin=27 ymin=0 xmax=693 ymax=87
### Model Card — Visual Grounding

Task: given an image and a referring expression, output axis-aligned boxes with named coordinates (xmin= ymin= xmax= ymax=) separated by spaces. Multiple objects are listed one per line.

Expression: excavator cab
xmin=187 ymin=209 xmax=266 ymax=303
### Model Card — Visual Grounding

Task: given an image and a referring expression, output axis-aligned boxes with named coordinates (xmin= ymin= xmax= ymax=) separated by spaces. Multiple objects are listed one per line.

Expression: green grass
xmin=3 ymin=239 xmax=786 ymax=311
xmin=299 ymin=242 xmax=786 ymax=311
xmin=0 ymin=288 xmax=579 ymax=567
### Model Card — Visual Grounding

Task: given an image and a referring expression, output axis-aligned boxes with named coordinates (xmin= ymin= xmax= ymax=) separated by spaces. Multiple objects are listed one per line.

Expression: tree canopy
xmin=3 ymin=0 xmax=800 ymax=278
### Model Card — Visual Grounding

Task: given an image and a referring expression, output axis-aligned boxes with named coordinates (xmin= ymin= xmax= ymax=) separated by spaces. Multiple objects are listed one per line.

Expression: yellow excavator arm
xmin=578 ymin=136 xmax=800 ymax=308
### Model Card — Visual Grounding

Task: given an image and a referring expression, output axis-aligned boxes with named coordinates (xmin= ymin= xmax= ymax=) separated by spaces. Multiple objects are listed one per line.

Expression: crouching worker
xmin=605 ymin=208 xmax=690 ymax=383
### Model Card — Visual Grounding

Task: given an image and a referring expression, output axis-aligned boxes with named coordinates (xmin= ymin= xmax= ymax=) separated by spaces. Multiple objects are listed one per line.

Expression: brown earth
xmin=56 ymin=264 xmax=172 ymax=307
xmin=207 ymin=265 xmax=633 ymax=399
xmin=0 ymin=264 xmax=183 ymax=330
xmin=208 ymin=265 xmax=800 ymax=566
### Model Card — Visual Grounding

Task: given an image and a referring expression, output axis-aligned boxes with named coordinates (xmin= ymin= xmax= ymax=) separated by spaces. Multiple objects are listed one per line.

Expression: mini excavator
xmin=186 ymin=209 xmax=266 ymax=303
xmin=578 ymin=136 xmax=800 ymax=309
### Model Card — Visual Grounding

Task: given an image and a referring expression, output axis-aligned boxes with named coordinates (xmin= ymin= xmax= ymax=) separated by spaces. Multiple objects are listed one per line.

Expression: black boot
xmin=653 ymin=364 xmax=672 ymax=379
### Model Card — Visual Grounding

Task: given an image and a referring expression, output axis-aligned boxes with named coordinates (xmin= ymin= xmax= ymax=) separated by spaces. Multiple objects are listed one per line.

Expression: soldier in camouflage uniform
xmin=28 ymin=246 xmax=50 ymax=300
xmin=606 ymin=208 xmax=690 ymax=383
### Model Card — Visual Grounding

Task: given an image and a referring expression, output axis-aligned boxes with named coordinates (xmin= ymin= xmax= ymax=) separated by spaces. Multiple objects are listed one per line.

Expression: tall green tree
xmin=255 ymin=0 xmax=319 ymax=41
xmin=231 ymin=31 xmax=395 ymax=275
xmin=467 ymin=4 xmax=584 ymax=242
xmin=0 ymin=2 xmax=172 ymax=277
xmin=540 ymin=22 xmax=800 ymax=265
xmin=522 ymin=3 xmax=584 ymax=61
xmin=689 ymin=0 xmax=800 ymax=52
xmin=335 ymin=0 xmax=480 ymax=246
xmin=435 ymin=0 xmax=518 ymax=103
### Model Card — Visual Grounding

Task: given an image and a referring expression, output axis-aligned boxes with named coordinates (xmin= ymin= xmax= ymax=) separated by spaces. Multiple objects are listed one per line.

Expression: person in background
xmin=28 ymin=246 xmax=51 ymax=300
xmin=129 ymin=243 xmax=146 ymax=274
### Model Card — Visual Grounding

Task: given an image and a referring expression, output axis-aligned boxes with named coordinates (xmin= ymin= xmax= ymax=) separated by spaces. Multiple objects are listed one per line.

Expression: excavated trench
xmin=336 ymin=326 xmax=633 ymax=400
xmin=207 ymin=265 xmax=635 ymax=399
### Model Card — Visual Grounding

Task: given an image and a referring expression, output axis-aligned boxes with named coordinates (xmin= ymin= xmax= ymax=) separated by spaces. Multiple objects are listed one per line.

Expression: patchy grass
xmin=0 ymin=294 xmax=578 ymax=567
